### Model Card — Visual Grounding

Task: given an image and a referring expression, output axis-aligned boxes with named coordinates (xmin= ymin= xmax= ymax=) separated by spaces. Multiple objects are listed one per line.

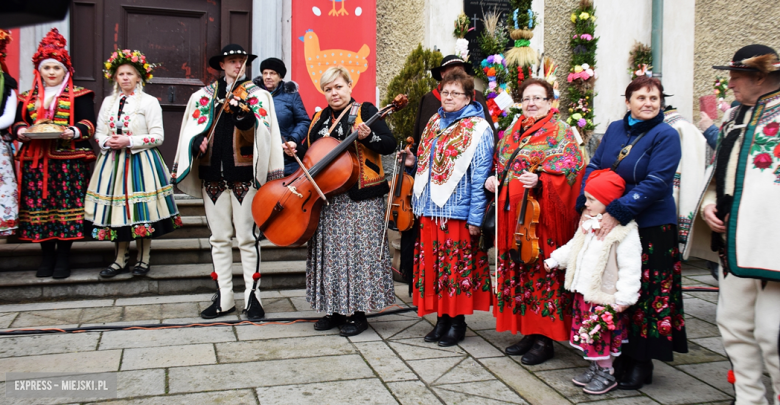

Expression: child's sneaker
xmin=572 ymin=362 xmax=598 ymax=386
xmin=583 ymin=366 xmax=618 ymax=395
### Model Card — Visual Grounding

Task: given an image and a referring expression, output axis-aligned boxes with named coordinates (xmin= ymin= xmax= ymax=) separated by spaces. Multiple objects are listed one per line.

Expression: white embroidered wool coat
xmin=548 ymin=221 xmax=643 ymax=306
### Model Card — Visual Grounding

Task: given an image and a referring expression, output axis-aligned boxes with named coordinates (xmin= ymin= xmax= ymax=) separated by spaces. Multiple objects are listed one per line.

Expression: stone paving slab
xmin=168 ymin=354 xmax=375 ymax=393
xmin=436 ymin=379 xmax=528 ymax=404
xmin=85 ymin=389 xmax=258 ymax=405
xmin=639 ymin=361 xmax=732 ymax=404
xmin=0 ymin=350 xmax=122 ymax=381
xmin=121 ymin=343 xmax=216 ymax=370
xmin=386 ymin=381 xmax=443 ymax=405
xmin=217 ymin=335 xmax=355 ymax=363
xmin=0 ymin=333 xmax=99 ymax=358
xmin=255 ymin=378 xmax=397 ymax=404
xmin=99 ymin=326 xmax=236 ymax=350
xmin=0 ymin=299 xmax=115 ymax=313
xmin=354 ymin=341 xmax=418 ymax=382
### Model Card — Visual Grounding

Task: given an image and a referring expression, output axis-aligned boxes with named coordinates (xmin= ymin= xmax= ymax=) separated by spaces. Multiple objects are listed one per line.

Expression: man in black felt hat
xmin=684 ymin=44 xmax=780 ymax=405
xmin=171 ymin=44 xmax=285 ymax=321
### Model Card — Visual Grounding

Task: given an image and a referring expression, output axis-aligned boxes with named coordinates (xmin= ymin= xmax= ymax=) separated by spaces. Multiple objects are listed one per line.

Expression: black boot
xmin=36 ymin=241 xmax=56 ymax=277
xmin=506 ymin=334 xmax=537 ymax=356
xmin=618 ymin=359 xmax=653 ymax=390
xmin=340 ymin=311 xmax=368 ymax=337
xmin=521 ymin=335 xmax=554 ymax=365
xmin=438 ymin=315 xmax=466 ymax=347
xmin=243 ymin=292 xmax=265 ymax=321
xmin=52 ymin=240 xmax=72 ymax=279
xmin=424 ymin=315 xmax=451 ymax=343
xmin=314 ymin=313 xmax=347 ymax=331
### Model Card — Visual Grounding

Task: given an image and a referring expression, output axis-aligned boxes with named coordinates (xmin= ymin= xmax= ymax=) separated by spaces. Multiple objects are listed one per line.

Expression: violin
xmin=252 ymin=94 xmax=409 ymax=247
xmin=223 ymin=85 xmax=252 ymax=114
xmin=509 ymin=166 xmax=541 ymax=265
xmin=385 ymin=137 xmax=415 ymax=232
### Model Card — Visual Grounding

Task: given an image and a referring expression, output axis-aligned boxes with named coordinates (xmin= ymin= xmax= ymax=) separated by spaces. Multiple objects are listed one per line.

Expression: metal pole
xmin=651 ymin=0 xmax=663 ymax=81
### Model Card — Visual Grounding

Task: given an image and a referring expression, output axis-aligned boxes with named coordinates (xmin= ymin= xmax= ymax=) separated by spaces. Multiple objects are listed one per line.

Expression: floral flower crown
xmin=103 ymin=49 xmax=158 ymax=84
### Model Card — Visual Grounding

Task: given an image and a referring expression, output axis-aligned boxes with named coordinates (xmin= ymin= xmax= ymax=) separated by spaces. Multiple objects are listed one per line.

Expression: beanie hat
xmin=584 ymin=169 xmax=626 ymax=206
xmin=260 ymin=57 xmax=287 ymax=78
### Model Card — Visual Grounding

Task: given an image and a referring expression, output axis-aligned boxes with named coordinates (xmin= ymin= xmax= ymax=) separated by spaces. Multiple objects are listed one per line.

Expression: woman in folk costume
xmin=577 ymin=76 xmax=686 ymax=390
xmin=282 ymin=66 xmax=396 ymax=337
xmin=86 ymin=50 xmax=181 ymax=278
xmin=485 ymin=78 xmax=585 ymax=364
xmin=405 ymin=69 xmax=493 ymax=347
xmin=0 ymin=29 xmax=19 ymax=236
xmin=12 ymin=28 xmax=96 ymax=279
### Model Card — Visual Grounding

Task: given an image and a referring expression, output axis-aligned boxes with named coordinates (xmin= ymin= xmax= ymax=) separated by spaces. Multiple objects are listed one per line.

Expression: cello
xmin=508 ymin=165 xmax=541 ymax=265
xmin=385 ymin=137 xmax=415 ymax=232
xmin=252 ymin=94 xmax=409 ymax=247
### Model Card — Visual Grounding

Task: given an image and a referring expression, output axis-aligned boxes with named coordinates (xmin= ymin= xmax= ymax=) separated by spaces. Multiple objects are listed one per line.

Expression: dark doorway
xmin=70 ymin=0 xmax=253 ymax=167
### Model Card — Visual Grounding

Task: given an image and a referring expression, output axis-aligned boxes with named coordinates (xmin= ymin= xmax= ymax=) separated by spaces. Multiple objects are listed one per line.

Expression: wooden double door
xmin=69 ymin=0 xmax=253 ymax=166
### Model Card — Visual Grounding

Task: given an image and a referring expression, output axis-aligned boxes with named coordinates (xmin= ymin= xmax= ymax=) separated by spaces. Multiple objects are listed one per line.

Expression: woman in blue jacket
xmin=577 ymin=76 xmax=687 ymax=389
xmin=404 ymin=69 xmax=494 ymax=347
xmin=252 ymin=58 xmax=311 ymax=176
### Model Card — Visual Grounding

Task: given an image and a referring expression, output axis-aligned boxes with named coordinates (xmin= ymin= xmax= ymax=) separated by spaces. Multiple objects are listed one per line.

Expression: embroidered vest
xmin=307 ymin=103 xmax=386 ymax=189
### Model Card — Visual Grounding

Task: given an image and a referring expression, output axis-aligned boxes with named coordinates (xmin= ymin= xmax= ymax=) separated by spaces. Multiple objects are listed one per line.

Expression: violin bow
xmin=201 ymin=56 xmax=249 ymax=154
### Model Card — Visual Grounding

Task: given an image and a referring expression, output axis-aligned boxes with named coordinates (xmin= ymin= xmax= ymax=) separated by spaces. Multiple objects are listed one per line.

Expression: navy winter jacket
xmin=252 ymin=79 xmax=311 ymax=175
xmin=577 ymin=112 xmax=681 ymax=229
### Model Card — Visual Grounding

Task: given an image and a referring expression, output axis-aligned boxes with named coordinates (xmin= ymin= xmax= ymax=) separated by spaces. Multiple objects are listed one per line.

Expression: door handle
xmin=168 ymin=86 xmax=175 ymax=103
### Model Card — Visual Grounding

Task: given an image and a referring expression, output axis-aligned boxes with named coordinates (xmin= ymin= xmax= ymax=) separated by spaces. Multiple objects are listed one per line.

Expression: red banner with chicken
xmin=292 ymin=0 xmax=376 ymax=116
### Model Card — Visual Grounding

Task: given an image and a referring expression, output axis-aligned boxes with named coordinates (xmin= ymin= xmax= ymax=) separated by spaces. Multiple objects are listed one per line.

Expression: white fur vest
xmin=550 ymin=221 xmax=642 ymax=306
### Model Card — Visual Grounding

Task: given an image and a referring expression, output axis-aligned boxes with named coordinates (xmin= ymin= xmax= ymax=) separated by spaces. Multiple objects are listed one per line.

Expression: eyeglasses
xmin=521 ymin=96 xmax=548 ymax=104
xmin=441 ymin=91 xmax=466 ymax=98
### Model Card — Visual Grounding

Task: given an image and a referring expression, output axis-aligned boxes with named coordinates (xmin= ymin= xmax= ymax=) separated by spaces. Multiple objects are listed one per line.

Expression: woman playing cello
xmin=282 ymin=66 xmax=396 ymax=337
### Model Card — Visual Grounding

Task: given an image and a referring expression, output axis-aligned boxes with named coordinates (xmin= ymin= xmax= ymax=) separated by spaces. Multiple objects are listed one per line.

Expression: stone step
xmin=0 ymin=261 xmax=307 ymax=302
xmin=0 ymin=239 xmax=308 ymax=271
xmin=175 ymin=197 xmax=206 ymax=217
xmin=156 ymin=215 xmax=210 ymax=239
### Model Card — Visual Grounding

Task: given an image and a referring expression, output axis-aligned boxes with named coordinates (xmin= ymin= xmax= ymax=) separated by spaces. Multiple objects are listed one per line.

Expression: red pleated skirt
xmin=413 ymin=216 xmax=492 ymax=317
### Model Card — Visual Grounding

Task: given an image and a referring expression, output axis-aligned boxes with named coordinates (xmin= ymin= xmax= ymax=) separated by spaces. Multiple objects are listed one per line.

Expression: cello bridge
xmin=287 ymin=185 xmax=303 ymax=198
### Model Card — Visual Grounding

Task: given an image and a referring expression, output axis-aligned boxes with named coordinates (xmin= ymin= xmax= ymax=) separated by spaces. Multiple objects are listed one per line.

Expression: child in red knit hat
xmin=544 ymin=169 xmax=643 ymax=395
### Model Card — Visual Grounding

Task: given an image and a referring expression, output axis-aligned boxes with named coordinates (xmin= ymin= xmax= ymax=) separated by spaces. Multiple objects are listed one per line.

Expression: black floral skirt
xmin=623 ymin=224 xmax=688 ymax=362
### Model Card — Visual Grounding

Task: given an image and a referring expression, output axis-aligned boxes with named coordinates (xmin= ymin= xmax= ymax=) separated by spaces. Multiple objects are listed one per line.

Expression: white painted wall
xmin=661 ymin=0 xmax=695 ymax=121
xmin=18 ymin=13 xmax=70 ymax=91
xmin=530 ymin=0 xmax=545 ymax=55
xmin=252 ymin=0 xmax=293 ymax=81
xmin=423 ymin=0 xmax=462 ymax=54
xmin=592 ymin=0 xmax=652 ymax=133
xmin=592 ymin=0 xmax=696 ymax=131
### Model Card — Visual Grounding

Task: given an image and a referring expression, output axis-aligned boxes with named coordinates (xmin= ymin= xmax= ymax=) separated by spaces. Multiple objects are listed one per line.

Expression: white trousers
xmin=202 ymin=185 xmax=261 ymax=311
xmin=717 ymin=267 xmax=780 ymax=405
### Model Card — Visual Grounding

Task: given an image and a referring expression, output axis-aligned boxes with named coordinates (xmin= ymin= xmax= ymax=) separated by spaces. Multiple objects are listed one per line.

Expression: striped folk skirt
xmin=85 ymin=148 xmax=180 ymax=241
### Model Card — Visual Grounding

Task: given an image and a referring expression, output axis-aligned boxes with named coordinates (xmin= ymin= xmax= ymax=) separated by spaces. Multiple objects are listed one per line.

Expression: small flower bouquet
xmin=573 ymin=305 xmax=617 ymax=345
xmin=713 ymin=77 xmax=729 ymax=101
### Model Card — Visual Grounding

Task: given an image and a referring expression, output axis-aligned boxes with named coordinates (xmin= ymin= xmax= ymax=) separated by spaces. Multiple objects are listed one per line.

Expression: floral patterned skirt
xmin=18 ymin=158 xmax=88 ymax=242
xmin=570 ymin=293 xmax=629 ymax=361
xmin=623 ymin=224 xmax=688 ymax=362
xmin=0 ymin=140 xmax=18 ymax=236
xmin=413 ymin=216 xmax=491 ymax=317
xmin=85 ymin=148 xmax=180 ymax=241
xmin=492 ymin=180 xmax=573 ymax=340
xmin=306 ymin=193 xmax=395 ymax=315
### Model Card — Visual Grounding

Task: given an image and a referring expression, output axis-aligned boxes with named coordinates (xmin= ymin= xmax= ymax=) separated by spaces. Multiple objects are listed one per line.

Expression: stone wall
xmin=543 ymin=0 xmax=577 ymax=120
xmin=376 ymin=0 xmax=426 ymax=102
xmin=693 ymin=0 xmax=780 ymax=117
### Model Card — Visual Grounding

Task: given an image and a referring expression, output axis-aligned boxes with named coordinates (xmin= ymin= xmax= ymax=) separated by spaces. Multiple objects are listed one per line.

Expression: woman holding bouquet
xmin=86 ymin=50 xmax=180 ymax=278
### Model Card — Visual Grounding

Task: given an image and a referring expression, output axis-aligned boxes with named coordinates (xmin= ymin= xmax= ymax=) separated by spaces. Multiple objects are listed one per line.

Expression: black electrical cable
xmin=0 ymin=306 xmax=418 ymax=336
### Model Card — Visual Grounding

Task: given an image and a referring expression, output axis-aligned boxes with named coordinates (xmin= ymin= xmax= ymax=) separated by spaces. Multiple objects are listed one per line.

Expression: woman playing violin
xmin=282 ymin=66 xmax=396 ymax=337
xmin=485 ymin=78 xmax=585 ymax=364
xmin=404 ymin=69 xmax=494 ymax=347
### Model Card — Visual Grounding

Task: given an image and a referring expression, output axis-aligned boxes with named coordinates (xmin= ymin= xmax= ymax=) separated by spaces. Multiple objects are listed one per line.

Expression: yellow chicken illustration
xmin=329 ymin=0 xmax=348 ymax=16
xmin=302 ymin=30 xmax=370 ymax=94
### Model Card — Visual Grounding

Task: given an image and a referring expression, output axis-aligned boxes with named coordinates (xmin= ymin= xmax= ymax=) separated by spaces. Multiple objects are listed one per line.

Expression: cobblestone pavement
xmin=0 ymin=260 xmax=771 ymax=404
